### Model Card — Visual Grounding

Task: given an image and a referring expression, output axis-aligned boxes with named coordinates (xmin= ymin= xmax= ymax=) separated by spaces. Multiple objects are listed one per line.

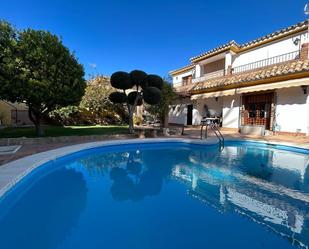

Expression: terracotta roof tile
xmin=174 ymin=84 xmax=194 ymax=92
xmin=189 ymin=20 xmax=307 ymax=63
xmin=190 ymin=40 xmax=240 ymax=62
xmin=169 ymin=64 xmax=194 ymax=76
xmin=191 ymin=59 xmax=309 ymax=93
xmin=241 ymin=20 xmax=307 ymax=49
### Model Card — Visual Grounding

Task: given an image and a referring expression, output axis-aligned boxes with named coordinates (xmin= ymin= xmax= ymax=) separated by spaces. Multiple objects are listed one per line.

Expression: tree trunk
xmin=160 ymin=107 xmax=169 ymax=129
xmin=35 ymin=121 xmax=44 ymax=136
xmin=124 ymin=89 xmax=142 ymax=134
xmin=126 ymin=98 xmax=136 ymax=135
xmin=125 ymin=102 xmax=134 ymax=134
xmin=163 ymin=110 xmax=169 ymax=128
xmin=128 ymin=112 xmax=134 ymax=134
xmin=28 ymin=107 xmax=45 ymax=136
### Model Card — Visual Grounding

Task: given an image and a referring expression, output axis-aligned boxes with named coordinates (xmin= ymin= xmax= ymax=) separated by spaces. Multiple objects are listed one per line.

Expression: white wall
xmin=172 ymin=70 xmax=193 ymax=87
xmin=168 ymin=104 xmax=187 ymax=125
xmin=232 ymin=32 xmax=307 ymax=68
xmin=195 ymin=97 xmax=223 ymax=117
xmin=169 ymin=101 xmax=220 ymax=126
xmin=275 ymin=87 xmax=309 ymax=134
xmin=168 ymin=104 xmax=202 ymax=125
xmin=169 ymin=96 xmax=240 ymax=127
xmin=222 ymin=95 xmax=241 ymax=129
xmin=307 ymin=89 xmax=309 ymax=135
xmin=192 ymin=108 xmax=202 ymax=125
xmin=193 ymin=97 xmax=223 ymax=125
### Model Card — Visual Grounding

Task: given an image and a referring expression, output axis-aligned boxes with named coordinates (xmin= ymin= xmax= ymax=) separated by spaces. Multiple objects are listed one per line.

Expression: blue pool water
xmin=0 ymin=141 xmax=308 ymax=249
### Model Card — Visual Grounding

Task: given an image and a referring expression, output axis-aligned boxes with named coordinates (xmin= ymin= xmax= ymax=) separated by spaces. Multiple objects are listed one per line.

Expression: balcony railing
xmin=188 ymin=50 xmax=301 ymax=84
xmin=192 ymin=69 xmax=225 ymax=83
xmin=232 ymin=50 xmax=300 ymax=74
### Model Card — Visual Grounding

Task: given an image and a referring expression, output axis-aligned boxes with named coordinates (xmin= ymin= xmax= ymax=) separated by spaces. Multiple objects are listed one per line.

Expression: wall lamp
xmin=292 ymin=37 xmax=300 ymax=46
xmin=301 ymin=85 xmax=308 ymax=94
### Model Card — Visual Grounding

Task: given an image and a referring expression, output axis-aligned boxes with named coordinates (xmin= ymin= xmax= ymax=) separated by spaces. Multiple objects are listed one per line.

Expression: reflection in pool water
xmin=0 ymin=168 xmax=87 ymax=249
xmin=0 ymin=142 xmax=308 ymax=249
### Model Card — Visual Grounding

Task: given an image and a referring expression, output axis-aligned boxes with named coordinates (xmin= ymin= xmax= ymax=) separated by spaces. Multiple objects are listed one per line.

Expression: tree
xmin=0 ymin=22 xmax=86 ymax=135
xmin=108 ymin=70 xmax=163 ymax=133
xmin=80 ymin=75 xmax=127 ymax=123
xmin=0 ymin=20 xmax=18 ymax=100
xmin=49 ymin=75 xmax=129 ymax=125
xmin=146 ymin=80 xmax=177 ymax=128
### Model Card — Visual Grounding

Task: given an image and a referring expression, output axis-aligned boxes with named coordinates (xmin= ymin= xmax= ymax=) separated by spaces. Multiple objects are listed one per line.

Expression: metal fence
xmin=232 ymin=50 xmax=300 ymax=74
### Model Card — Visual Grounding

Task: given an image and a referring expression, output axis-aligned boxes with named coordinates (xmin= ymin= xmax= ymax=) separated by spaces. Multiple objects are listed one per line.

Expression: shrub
xmin=133 ymin=115 xmax=143 ymax=126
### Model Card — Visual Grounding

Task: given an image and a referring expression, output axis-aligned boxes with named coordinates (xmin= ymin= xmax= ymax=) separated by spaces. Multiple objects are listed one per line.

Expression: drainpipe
xmin=305 ymin=4 xmax=309 ymax=58
xmin=305 ymin=5 xmax=309 ymax=135
xmin=306 ymin=17 xmax=309 ymax=59
xmin=238 ymin=93 xmax=242 ymax=132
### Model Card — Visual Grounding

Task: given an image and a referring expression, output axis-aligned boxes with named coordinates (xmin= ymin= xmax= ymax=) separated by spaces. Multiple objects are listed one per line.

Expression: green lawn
xmin=0 ymin=125 xmax=129 ymax=138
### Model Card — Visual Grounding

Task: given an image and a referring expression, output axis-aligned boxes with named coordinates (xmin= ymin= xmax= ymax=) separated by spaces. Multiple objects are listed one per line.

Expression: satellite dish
xmin=304 ymin=3 xmax=309 ymax=15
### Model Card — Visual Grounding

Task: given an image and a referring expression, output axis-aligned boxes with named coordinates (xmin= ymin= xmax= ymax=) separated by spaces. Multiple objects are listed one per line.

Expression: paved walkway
xmin=183 ymin=127 xmax=309 ymax=145
xmin=0 ymin=134 xmax=134 ymax=165
xmin=0 ymin=127 xmax=308 ymax=166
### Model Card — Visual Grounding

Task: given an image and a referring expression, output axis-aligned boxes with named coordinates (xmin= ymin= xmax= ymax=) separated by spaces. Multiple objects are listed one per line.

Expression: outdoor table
xmin=200 ymin=117 xmax=220 ymax=139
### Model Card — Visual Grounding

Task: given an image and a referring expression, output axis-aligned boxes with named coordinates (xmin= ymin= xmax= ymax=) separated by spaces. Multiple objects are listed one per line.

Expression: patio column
xmin=195 ymin=64 xmax=201 ymax=78
xmin=227 ymin=65 xmax=233 ymax=76
xmin=225 ymin=52 xmax=233 ymax=75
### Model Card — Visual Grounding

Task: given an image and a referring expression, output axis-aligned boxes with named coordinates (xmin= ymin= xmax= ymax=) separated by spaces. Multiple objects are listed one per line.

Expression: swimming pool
xmin=0 ymin=140 xmax=308 ymax=249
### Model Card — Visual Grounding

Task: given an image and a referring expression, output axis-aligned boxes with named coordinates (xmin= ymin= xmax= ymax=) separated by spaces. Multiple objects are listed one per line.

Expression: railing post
xmin=227 ymin=65 xmax=233 ymax=76
xmin=300 ymin=43 xmax=309 ymax=60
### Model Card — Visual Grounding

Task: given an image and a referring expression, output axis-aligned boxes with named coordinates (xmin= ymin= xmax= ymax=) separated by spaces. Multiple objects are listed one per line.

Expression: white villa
xmin=169 ymin=20 xmax=309 ymax=136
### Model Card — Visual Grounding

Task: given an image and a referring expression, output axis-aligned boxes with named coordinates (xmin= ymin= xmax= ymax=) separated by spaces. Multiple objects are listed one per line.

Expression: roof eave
xmin=190 ymin=45 xmax=240 ymax=63
xmin=189 ymin=20 xmax=308 ymax=64
xmin=190 ymin=70 xmax=309 ymax=95
xmin=169 ymin=65 xmax=195 ymax=76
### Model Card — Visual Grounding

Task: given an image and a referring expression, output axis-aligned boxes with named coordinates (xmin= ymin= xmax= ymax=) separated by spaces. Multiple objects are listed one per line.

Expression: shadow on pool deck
xmin=0 ymin=126 xmax=308 ymax=166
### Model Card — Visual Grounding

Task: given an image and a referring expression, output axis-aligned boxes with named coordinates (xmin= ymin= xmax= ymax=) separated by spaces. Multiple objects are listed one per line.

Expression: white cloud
xmin=89 ymin=63 xmax=97 ymax=69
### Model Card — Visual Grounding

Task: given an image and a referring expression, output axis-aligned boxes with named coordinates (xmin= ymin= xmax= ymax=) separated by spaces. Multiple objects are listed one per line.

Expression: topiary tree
xmin=109 ymin=70 xmax=163 ymax=133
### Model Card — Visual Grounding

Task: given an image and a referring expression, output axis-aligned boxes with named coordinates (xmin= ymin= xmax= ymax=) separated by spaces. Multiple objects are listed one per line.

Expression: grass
xmin=0 ymin=125 xmax=129 ymax=138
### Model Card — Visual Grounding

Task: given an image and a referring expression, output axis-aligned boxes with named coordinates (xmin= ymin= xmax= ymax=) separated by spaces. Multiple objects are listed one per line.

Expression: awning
xmin=191 ymin=89 xmax=236 ymax=100
xmin=191 ymin=77 xmax=309 ymax=100
xmin=236 ymin=77 xmax=309 ymax=94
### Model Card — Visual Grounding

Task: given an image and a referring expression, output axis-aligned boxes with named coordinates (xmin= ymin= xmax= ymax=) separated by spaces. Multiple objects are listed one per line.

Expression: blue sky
xmin=0 ymin=0 xmax=308 ymax=78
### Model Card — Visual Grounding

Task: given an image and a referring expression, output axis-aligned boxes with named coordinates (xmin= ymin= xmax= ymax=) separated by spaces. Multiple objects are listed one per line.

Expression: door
xmin=242 ymin=92 xmax=274 ymax=130
xmin=187 ymin=105 xmax=193 ymax=125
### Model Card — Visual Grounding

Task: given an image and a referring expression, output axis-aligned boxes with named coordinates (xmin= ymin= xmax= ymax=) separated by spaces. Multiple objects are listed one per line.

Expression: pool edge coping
xmin=0 ymin=137 xmax=308 ymax=198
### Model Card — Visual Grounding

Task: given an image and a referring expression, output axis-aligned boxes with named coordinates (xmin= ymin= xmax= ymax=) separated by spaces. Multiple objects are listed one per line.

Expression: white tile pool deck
xmin=0 ymin=136 xmax=308 ymax=199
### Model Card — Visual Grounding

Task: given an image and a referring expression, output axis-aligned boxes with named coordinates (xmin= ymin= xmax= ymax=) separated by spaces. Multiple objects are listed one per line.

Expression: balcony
xmin=232 ymin=50 xmax=300 ymax=74
xmin=192 ymin=69 xmax=225 ymax=83
xmin=191 ymin=50 xmax=300 ymax=84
